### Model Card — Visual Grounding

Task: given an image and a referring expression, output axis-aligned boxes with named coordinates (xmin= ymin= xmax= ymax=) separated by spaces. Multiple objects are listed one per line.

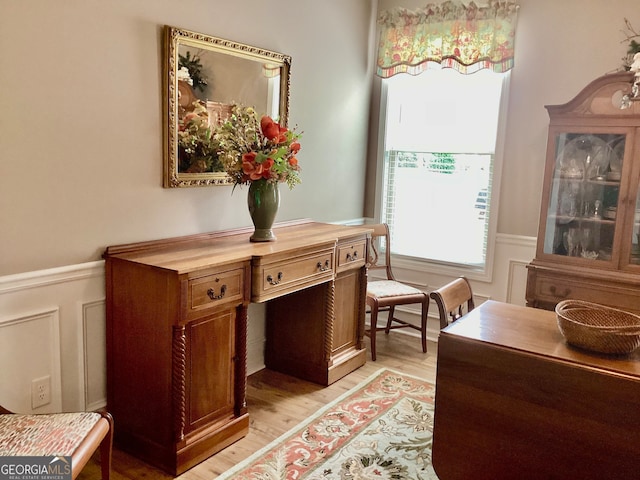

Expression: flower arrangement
xmin=214 ymin=105 xmax=302 ymax=189
xmin=622 ymin=18 xmax=640 ymax=70
xmin=177 ymin=101 xmax=222 ymax=173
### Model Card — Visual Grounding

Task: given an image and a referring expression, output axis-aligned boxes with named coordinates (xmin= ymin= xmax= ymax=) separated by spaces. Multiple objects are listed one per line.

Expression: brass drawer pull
xmin=207 ymin=284 xmax=227 ymax=300
xmin=267 ymin=272 xmax=283 ymax=285
xmin=549 ymin=285 xmax=571 ymax=298
xmin=317 ymin=260 xmax=330 ymax=271
xmin=346 ymin=252 xmax=358 ymax=262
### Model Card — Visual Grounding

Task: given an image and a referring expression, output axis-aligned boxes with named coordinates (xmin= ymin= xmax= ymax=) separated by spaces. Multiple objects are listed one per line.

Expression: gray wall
xmin=0 ymin=0 xmax=374 ymax=275
xmin=2 ymin=0 xmax=639 ymax=277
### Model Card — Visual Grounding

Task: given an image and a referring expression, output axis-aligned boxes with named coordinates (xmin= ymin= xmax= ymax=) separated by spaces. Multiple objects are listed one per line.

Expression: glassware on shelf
xmin=556 ymin=135 xmax=612 ymax=180
xmin=544 ymin=132 xmax=626 ymax=260
xmin=593 ymin=200 xmax=602 ymax=218
xmin=608 ymin=139 xmax=624 ymax=181
xmin=563 ymin=228 xmax=581 ymax=257
xmin=579 ymin=228 xmax=597 ymax=259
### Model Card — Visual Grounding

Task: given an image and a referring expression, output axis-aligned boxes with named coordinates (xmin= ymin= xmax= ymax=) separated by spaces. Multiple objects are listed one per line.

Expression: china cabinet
xmin=527 ymin=72 xmax=640 ymax=312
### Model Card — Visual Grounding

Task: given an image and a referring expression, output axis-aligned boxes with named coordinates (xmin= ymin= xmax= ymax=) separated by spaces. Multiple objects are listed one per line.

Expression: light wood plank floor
xmin=79 ymin=333 xmax=437 ymax=480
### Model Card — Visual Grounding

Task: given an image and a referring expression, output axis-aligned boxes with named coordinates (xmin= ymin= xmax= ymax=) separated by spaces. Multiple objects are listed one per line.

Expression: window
xmin=379 ymin=67 xmax=508 ymax=273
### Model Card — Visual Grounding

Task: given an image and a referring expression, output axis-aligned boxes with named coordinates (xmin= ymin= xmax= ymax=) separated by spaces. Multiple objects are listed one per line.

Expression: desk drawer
xmin=253 ymin=246 xmax=335 ymax=302
xmin=336 ymin=239 xmax=366 ymax=272
xmin=188 ymin=266 xmax=245 ymax=316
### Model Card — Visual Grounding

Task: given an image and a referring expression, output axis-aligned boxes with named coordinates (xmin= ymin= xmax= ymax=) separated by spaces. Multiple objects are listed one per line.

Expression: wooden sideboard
xmin=432 ymin=300 xmax=640 ymax=480
xmin=103 ymin=220 xmax=371 ymax=475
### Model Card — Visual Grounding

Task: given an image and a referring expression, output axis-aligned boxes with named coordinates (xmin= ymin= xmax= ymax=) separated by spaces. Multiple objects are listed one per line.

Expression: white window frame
xmin=374 ymin=71 xmax=511 ymax=282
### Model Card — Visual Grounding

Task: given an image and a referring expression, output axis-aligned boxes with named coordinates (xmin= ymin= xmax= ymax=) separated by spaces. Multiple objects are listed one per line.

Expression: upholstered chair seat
xmin=367 ymin=280 xmax=425 ymax=298
xmin=0 ymin=407 xmax=113 ymax=479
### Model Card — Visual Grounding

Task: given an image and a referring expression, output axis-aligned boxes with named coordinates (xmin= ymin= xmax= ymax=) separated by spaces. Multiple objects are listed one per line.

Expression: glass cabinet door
xmin=631 ymin=189 xmax=640 ymax=265
xmin=543 ymin=132 xmax=625 ymax=261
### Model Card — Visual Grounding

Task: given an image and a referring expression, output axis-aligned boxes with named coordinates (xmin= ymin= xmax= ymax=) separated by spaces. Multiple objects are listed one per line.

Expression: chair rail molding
xmin=0 ymin=261 xmax=105 ymax=294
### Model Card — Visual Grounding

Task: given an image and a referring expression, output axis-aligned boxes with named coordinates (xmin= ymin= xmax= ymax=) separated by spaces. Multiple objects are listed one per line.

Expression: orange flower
xmin=262 ymin=158 xmax=274 ymax=171
xmin=242 ymin=154 xmax=275 ymax=181
xmin=288 ymin=157 xmax=298 ymax=167
xmin=242 ymin=152 xmax=257 ymax=163
xmin=273 ymin=125 xmax=288 ymax=144
xmin=183 ymin=112 xmax=199 ymax=123
xmin=242 ymin=160 xmax=254 ymax=175
xmin=290 ymin=142 xmax=301 ymax=154
xmin=261 ymin=116 xmax=290 ymax=144
xmin=245 ymin=162 xmax=264 ymax=181
xmin=260 ymin=116 xmax=280 ymax=141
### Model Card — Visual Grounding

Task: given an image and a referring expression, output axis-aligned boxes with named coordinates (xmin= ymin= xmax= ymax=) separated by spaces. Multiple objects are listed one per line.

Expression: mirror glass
xmin=164 ymin=26 xmax=291 ymax=187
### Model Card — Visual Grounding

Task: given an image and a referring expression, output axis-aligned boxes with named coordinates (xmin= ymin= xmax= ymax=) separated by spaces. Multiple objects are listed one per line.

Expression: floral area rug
xmin=217 ymin=369 xmax=439 ymax=479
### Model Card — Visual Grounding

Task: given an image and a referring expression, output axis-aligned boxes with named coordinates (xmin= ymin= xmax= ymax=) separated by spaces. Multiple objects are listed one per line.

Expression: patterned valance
xmin=376 ymin=1 xmax=519 ymax=78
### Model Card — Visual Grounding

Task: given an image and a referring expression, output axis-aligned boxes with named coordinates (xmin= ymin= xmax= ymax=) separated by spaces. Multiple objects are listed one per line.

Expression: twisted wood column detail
xmin=357 ymin=266 xmax=368 ymax=350
xmin=235 ymin=305 xmax=248 ymax=415
xmin=324 ymin=280 xmax=336 ymax=365
xmin=172 ymin=325 xmax=187 ymax=442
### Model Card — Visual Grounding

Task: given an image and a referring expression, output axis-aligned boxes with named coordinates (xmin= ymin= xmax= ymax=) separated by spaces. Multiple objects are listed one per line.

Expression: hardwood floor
xmin=79 ymin=333 xmax=437 ymax=480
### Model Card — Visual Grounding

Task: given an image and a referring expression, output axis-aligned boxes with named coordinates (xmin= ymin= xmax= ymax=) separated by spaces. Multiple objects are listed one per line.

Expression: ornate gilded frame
xmin=163 ymin=25 xmax=291 ymax=187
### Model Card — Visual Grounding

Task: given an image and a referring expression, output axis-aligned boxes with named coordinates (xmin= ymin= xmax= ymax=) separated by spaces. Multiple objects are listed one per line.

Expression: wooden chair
xmin=430 ymin=276 xmax=475 ymax=329
xmin=0 ymin=405 xmax=113 ymax=479
xmin=364 ymin=223 xmax=428 ymax=361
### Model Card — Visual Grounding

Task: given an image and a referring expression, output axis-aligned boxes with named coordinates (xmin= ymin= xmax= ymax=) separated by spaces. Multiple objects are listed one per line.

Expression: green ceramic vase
xmin=248 ymin=179 xmax=280 ymax=242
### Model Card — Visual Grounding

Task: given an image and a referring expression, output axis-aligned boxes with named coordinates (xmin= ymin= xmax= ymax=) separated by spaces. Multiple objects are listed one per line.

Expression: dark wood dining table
xmin=432 ymin=300 xmax=640 ymax=480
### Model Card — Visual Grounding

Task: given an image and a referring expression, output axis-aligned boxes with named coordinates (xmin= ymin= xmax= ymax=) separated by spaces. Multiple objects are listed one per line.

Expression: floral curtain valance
xmin=376 ymin=0 xmax=519 ymax=78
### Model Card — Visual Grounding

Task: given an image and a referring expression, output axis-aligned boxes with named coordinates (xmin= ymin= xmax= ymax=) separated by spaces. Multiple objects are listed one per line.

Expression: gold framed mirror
xmin=163 ymin=26 xmax=291 ymax=187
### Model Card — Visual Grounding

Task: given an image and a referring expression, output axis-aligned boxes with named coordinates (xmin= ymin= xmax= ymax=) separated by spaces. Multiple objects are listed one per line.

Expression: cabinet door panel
xmin=187 ymin=309 xmax=236 ymax=430
xmin=333 ymin=270 xmax=360 ymax=355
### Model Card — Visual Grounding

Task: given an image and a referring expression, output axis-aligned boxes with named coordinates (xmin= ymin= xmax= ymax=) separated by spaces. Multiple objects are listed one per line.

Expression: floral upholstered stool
xmin=0 ymin=406 xmax=113 ymax=479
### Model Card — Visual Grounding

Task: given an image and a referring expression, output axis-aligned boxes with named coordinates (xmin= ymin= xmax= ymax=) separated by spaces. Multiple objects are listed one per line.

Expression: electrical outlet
xmin=31 ymin=375 xmax=51 ymax=409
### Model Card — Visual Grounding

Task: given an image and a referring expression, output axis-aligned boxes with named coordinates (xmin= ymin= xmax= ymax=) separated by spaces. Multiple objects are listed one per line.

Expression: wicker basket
xmin=555 ymin=300 xmax=640 ymax=355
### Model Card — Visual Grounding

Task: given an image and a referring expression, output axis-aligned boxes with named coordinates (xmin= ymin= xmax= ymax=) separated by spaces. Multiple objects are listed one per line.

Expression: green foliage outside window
xmin=429 ymin=153 xmax=456 ymax=174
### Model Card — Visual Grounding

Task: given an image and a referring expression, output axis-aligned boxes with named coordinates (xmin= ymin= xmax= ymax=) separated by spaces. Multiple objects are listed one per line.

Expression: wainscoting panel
xmin=0 ymin=308 xmax=62 ymax=413
xmin=506 ymin=259 xmax=530 ymax=305
xmin=82 ymin=299 xmax=106 ymax=411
